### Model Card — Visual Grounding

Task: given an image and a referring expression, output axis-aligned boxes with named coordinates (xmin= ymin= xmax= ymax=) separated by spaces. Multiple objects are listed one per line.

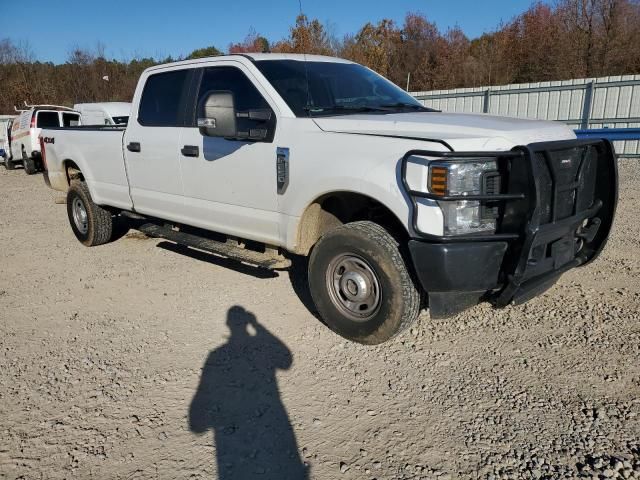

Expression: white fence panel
xmin=412 ymin=75 xmax=640 ymax=157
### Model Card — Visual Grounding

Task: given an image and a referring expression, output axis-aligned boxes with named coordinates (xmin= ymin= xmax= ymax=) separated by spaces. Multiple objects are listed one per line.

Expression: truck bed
xmin=40 ymin=126 xmax=132 ymax=211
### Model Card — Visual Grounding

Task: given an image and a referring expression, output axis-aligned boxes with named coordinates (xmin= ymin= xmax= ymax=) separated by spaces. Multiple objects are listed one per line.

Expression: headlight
xmin=428 ymin=159 xmax=499 ymax=235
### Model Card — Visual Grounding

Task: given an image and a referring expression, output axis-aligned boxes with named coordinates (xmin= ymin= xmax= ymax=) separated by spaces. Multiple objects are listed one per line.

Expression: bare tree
xmin=1 ymin=1 xmax=640 ymax=113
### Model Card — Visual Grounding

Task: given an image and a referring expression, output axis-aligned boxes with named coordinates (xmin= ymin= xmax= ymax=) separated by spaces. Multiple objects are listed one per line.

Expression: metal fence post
xmin=581 ymin=81 xmax=595 ymax=130
xmin=483 ymin=89 xmax=491 ymax=113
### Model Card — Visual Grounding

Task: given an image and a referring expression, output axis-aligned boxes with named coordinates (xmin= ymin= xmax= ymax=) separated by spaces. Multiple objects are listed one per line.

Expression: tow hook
xmin=576 ymin=217 xmax=602 ymax=243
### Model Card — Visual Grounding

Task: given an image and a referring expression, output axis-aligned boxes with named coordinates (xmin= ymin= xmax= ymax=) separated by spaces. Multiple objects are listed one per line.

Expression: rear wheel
xmin=3 ymin=156 xmax=14 ymax=170
xmin=66 ymin=181 xmax=113 ymax=246
xmin=308 ymin=221 xmax=421 ymax=345
xmin=22 ymin=151 xmax=36 ymax=175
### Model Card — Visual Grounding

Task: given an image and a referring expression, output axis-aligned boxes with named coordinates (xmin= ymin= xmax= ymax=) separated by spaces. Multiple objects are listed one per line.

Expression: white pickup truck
xmin=40 ymin=53 xmax=618 ymax=344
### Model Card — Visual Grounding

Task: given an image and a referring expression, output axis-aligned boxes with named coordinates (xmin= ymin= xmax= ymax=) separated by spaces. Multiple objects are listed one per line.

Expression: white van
xmin=73 ymin=102 xmax=131 ymax=126
xmin=8 ymin=105 xmax=81 ymax=174
xmin=0 ymin=118 xmax=12 ymax=164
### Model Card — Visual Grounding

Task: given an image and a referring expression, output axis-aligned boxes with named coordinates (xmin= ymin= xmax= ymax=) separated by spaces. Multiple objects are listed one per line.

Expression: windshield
xmin=254 ymin=60 xmax=434 ymax=117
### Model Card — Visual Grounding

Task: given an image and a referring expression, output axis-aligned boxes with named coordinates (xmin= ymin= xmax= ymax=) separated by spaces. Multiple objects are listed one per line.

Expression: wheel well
xmin=295 ymin=192 xmax=408 ymax=255
xmin=63 ymin=160 xmax=84 ymax=185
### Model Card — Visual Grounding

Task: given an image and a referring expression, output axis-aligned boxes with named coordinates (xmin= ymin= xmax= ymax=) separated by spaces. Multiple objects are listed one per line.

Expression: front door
xmin=178 ymin=64 xmax=280 ymax=245
xmin=123 ymin=68 xmax=192 ymax=219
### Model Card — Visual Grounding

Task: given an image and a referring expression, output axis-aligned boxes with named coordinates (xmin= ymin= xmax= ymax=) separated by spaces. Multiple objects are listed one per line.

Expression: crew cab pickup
xmin=40 ymin=53 xmax=618 ymax=344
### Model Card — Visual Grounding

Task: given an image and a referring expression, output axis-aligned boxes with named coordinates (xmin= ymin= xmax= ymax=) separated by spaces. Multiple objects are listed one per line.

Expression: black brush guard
xmin=401 ymin=138 xmax=618 ymax=313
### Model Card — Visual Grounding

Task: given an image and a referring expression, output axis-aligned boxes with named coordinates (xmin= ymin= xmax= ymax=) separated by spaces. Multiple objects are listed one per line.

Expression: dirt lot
xmin=0 ymin=162 xmax=639 ymax=480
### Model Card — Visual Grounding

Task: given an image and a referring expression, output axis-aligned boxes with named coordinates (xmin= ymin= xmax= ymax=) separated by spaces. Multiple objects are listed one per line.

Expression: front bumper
xmin=403 ymin=138 xmax=618 ymax=318
xmin=409 ymin=240 xmax=508 ymax=317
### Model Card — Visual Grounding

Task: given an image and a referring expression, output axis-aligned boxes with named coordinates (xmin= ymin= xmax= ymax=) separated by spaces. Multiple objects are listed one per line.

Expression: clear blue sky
xmin=2 ymin=0 xmax=542 ymax=64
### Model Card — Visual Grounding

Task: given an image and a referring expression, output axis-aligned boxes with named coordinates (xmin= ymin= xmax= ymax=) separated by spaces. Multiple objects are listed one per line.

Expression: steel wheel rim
xmin=326 ymin=253 xmax=381 ymax=322
xmin=72 ymin=197 xmax=88 ymax=234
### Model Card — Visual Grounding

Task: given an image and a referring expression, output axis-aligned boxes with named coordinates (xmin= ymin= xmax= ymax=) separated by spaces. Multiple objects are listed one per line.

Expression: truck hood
xmin=312 ymin=112 xmax=576 ymax=150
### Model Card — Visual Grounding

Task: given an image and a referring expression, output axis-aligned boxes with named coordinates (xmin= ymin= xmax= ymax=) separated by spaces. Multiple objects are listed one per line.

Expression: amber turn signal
xmin=429 ymin=165 xmax=448 ymax=196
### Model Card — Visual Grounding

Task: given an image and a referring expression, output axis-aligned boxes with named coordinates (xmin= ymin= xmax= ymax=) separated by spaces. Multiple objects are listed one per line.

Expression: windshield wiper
xmin=304 ymin=105 xmax=393 ymax=115
xmin=379 ymin=102 xmax=434 ymax=112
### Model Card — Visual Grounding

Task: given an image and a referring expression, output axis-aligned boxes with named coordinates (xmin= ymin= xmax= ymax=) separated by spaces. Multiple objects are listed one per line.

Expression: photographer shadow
xmin=189 ymin=306 xmax=309 ymax=479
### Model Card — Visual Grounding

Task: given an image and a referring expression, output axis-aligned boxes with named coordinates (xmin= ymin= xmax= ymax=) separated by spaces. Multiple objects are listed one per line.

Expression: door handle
xmin=181 ymin=145 xmax=200 ymax=157
xmin=127 ymin=142 xmax=141 ymax=152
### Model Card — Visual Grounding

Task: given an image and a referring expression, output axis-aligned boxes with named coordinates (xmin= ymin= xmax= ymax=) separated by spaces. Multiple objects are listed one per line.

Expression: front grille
xmin=575 ymin=146 xmax=599 ymax=213
xmin=533 ymin=145 xmax=599 ymax=224
xmin=533 ymin=153 xmax=553 ymax=223
xmin=481 ymin=171 xmax=501 ymax=221
xmin=494 ymin=138 xmax=617 ymax=308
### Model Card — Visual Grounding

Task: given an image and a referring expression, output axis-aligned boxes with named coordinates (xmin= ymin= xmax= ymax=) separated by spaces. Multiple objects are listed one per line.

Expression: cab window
xmin=36 ymin=111 xmax=60 ymax=128
xmin=138 ymin=69 xmax=191 ymax=127
xmin=195 ymin=66 xmax=274 ymax=136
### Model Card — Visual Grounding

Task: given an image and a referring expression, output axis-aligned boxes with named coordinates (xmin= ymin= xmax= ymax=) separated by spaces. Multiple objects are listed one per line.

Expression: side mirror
xmin=198 ymin=91 xmax=237 ymax=138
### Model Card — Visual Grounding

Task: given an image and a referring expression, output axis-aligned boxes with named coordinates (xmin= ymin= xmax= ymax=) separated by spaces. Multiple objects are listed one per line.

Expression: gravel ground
xmin=0 ymin=161 xmax=638 ymax=480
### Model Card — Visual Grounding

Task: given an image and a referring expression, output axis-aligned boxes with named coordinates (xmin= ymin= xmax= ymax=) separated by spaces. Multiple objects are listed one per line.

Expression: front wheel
xmin=308 ymin=221 xmax=421 ymax=345
xmin=66 ymin=181 xmax=113 ymax=246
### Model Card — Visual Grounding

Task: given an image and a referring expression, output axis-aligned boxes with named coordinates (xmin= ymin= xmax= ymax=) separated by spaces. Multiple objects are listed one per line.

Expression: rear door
xmin=35 ymin=111 xmax=60 ymax=128
xmin=123 ymin=68 xmax=193 ymax=219
xmin=33 ymin=111 xmax=61 ymax=153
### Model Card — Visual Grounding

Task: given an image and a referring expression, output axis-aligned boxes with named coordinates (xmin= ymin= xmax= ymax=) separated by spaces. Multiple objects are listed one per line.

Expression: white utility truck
xmin=39 ymin=54 xmax=618 ymax=344
xmin=73 ymin=102 xmax=131 ymax=126
xmin=8 ymin=104 xmax=80 ymax=173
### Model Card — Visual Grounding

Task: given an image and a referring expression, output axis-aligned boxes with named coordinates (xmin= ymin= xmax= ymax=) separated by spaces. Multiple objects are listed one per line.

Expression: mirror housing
xmin=198 ymin=91 xmax=237 ymax=138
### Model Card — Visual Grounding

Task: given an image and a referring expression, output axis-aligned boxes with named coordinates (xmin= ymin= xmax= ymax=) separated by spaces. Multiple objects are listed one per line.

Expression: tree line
xmin=1 ymin=0 xmax=639 ymax=114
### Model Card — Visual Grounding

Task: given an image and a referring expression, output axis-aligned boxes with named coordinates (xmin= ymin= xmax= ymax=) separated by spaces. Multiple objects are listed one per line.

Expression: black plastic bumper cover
xmin=409 ymin=241 xmax=508 ymax=292
xmin=409 ymin=241 xmax=508 ymax=318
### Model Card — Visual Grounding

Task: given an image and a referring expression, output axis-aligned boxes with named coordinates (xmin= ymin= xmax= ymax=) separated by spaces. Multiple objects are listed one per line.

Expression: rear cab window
xmin=138 ymin=69 xmax=191 ymax=126
xmin=36 ymin=111 xmax=60 ymax=128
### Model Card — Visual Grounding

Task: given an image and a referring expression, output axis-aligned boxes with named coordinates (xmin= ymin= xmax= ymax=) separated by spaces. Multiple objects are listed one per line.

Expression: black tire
xmin=308 ymin=221 xmax=421 ymax=345
xmin=23 ymin=152 xmax=36 ymax=175
xmin=66 ymin=181 xmax=113 ymax=246
xmin=4 ymin=155 xmax=15 ymax=170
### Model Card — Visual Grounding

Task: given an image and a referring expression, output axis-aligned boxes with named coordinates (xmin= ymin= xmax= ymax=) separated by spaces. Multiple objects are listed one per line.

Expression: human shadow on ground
xmin=189 ymin=306 xmax=309 ymax=480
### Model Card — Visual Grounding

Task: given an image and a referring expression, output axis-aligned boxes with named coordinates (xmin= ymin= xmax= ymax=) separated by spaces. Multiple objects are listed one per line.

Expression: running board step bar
xmin=136 ymin=223 xmax=291 ymax=269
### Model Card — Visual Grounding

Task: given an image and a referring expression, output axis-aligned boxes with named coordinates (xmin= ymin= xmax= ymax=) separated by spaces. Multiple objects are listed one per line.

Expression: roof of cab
xmin=146 ymin=52 xmax=354 ymax=72
xmin=242 ymin=53 xmax=353 ymax=63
